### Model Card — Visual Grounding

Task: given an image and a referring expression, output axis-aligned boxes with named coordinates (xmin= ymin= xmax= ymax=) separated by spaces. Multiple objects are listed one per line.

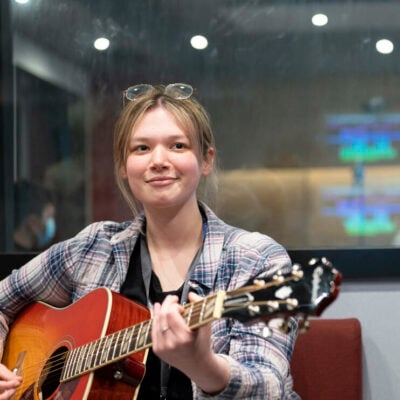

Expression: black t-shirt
xmin=120 ymin=237 xmax=193 ymax=400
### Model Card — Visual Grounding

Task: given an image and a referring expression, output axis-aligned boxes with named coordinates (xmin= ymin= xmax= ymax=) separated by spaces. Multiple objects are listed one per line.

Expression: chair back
xmin=291 ymin=318 xmax=362 ymax=400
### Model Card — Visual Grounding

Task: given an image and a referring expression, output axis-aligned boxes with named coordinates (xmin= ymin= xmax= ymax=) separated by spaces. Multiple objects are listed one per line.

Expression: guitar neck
xmin=61 ymin=291 xmax=226 ymax=382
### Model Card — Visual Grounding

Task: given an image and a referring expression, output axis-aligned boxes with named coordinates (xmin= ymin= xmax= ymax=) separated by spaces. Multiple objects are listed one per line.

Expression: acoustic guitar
xmin=2 ymin=257 xmax=341 ymax=400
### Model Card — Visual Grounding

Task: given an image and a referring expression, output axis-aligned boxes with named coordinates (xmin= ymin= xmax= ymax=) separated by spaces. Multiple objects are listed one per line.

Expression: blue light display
xmin=322 ymin=114 xmax=400 ymax=237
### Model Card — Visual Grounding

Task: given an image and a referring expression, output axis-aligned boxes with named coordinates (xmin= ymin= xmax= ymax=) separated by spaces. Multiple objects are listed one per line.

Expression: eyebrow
xmin=130 ymin=132 xmax=190 ymax=142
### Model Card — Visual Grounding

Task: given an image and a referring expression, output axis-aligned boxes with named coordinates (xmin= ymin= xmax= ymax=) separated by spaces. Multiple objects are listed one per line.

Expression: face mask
xmin=37 ymin=217 xmax=56 ymax=248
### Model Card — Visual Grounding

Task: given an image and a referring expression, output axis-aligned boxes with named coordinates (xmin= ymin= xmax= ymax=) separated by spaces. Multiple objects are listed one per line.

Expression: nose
xmin=150 ymin=145 xmax=169 ymax=170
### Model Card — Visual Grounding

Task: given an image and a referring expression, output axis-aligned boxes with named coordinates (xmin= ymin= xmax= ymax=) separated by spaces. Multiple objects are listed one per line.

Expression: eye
xmin=133 ymin=144 xmax=149 ymax=152
xmin=172 ymin=142 xmax=186 ymax=150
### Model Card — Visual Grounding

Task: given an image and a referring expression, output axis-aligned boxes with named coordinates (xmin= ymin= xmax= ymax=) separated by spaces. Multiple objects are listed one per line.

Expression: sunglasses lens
xmin=165 ymin=83 xmax=193 ymax=100
xmin=124 ymin=83 xmax=193 ymax=103
xmin=125 ymin=84 xmax=154 ymax=101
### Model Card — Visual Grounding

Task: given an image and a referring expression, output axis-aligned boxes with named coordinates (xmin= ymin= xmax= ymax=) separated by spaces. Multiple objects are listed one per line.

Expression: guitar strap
xmin=139 ymin=217 xmax=207 ymax=400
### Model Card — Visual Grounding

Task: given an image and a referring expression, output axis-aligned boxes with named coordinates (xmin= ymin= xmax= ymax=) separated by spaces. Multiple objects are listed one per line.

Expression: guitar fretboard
xmin=61 ymin=291 xmax=224 ymax=381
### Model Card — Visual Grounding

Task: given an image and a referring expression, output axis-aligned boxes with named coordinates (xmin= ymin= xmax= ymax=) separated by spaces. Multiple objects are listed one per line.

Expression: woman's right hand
xmin=0 ymin=363 xmax=22 ymax=400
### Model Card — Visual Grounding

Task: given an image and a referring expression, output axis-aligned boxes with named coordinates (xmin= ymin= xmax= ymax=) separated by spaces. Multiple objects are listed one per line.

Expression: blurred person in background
xmin=13 ymin=179 xmax=56 ymax=252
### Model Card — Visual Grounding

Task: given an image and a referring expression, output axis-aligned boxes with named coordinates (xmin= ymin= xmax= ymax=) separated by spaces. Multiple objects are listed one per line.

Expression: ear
xmin=201 ymin=147 xmax=215 ymax=176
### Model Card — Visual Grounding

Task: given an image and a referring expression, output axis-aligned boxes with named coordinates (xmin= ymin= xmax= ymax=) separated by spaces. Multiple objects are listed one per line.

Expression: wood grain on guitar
xmin=2 ymin=257 xmax=341 ymax=400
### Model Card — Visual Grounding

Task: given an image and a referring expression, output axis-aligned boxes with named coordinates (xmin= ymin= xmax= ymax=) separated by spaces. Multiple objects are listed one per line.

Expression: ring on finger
xmin=161 ymin=326 xmax=170 ymax=334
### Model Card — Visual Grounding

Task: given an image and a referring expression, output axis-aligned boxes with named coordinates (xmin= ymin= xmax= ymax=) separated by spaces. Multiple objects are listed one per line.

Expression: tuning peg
xmin=292 ymin=263 xmax=301 ymax=271
xmin=248 ymin=305 xmax=261 ymax=317
xmin=286 ymin=298 xmax=299 ymax=310
xmin=271 ymin=301 xmax=282 ymax=312
xmin=291 ymin=265 xmax=304 ymax=280
xmin=308 ymin=257 xmax=333 ymax=269
xmin=272 ymin=272 xmax=285 ymax=283
xmin=308 ymin=257 xmax=319 ymax=266
xmin=321 ymin=257 xmax=333 ymax=268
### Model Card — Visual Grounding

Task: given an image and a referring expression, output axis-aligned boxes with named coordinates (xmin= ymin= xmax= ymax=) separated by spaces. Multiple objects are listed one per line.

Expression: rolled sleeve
xmin=193 ymin=318 xmax=298 ymax=400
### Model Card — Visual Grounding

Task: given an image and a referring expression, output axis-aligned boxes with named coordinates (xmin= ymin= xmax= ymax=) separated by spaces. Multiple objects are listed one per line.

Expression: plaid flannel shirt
xmin=0 ymin=204 xmax=300 ymax=399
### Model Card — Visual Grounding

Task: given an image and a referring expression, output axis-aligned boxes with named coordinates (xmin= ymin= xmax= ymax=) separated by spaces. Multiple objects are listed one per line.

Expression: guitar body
xmin=2 ymin=288 xmax=151 ymax=400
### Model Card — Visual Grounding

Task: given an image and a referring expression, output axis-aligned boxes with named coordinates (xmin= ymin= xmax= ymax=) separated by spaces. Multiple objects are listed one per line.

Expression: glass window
xmin=2 ymin=0 xmax=400 ymax=253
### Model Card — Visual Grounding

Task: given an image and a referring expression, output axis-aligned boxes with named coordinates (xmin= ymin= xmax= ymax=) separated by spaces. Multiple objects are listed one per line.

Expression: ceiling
xmin=11 ymin=0 xmax=400 ymax=86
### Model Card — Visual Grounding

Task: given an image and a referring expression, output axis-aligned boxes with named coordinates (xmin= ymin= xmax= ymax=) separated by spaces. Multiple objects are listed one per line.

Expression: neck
xmin=144 ymin=201 xmax=203 ymax=249
xmin=143 ymin=201 xmax=204 ymax=291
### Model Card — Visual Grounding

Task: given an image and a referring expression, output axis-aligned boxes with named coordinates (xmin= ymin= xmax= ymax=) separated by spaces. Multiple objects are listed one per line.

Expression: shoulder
xmin=203 ymin=204 xmax=291 ymax=283
xmin=224 ymin=226 xmax=291 ymax=276
xmin=74 ymin=220 xmax=135 ymax=241
xmin=48 ymin=219 xmax=139 ymax=258
xmin=203 ymin=203 xmax=288 ymax=257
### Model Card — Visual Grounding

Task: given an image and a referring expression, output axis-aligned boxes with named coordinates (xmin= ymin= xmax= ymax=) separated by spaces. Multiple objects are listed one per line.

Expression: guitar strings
xmin=13 ymin=300 xmax=210 ymax=389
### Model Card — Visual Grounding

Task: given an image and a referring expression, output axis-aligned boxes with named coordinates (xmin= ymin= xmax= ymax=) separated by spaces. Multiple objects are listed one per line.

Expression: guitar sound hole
xmin=39 ymin=346 xmax=68 ymax=399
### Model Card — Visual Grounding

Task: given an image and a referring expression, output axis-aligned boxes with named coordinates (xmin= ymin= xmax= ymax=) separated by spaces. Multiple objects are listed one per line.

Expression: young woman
xmin=0 ymin=83 xmax=300 ymax=399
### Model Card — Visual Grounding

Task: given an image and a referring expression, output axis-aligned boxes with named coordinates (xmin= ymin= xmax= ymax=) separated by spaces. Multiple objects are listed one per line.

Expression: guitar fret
xmin=131 ymin=325 xmax=140 ymax=352
xmin=61 ymin=351 xmax=70 ymax=380
xmin=89 ymin=340 xmax=99 ymax=370
xmin=85 ymin=342 xmax=95 ymax=371
xmin=136 ymin=322 xmax=147 ymax=349
xmin=144 ymin=320 xmax=152 ymax=346
xmin=185 ymin=303 xmax=193 ymax=325
xmin=112 ymin=330 xmax=121 ymax=359
xmin=107 ymin=335 xmax=114 ymax=362
xmin=199 ymin=297 xmax=206 ymax=322
xmin=190 ymin=302 xmax=201 ymax=326
xmin=64 ymin=348 xmax=77 ymax=379
xmin=100 ymin=335 xmax=112 ymax=363
xmin=128 ymin=326 xmax=135 ymax=352
xmin=71 ymin=348 xmax=81 ymax=377
xmin=80 ymin=345 xmax=89 ymax=373
xmin=134 ymin=323 xmax=143 ymax=350
xmin=82 ymin=345 xmax=91 ymax=373
xmin=120 ymin=328 xmax=131 ymax=356
xmin=75 ymin=346 xmax=85 ymax=374
xmin=94 ymin=338 xmax=103 ymax=367
xmin=204 ymin=296 xmax=216 ymax=321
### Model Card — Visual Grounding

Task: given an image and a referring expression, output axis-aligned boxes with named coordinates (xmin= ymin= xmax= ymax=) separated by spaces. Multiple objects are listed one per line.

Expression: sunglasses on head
xmin=123 ymin=83 xmax=194 ymax=104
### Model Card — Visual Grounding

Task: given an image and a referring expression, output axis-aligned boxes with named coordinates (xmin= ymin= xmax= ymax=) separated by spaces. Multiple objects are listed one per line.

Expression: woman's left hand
xmin=152 ymin=292 xmax=210 ymax=369
xmin=152 ymin=292 xmax=230 ymax=394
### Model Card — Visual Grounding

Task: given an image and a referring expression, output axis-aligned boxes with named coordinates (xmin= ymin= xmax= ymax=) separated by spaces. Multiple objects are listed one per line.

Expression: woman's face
xmin=121 ymin=107 xmax=214 ymax=213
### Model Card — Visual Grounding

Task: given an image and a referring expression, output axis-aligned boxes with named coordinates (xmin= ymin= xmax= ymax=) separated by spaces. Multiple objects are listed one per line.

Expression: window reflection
xmin=4 ymin=0 xmax=400 ymax=250
xmin=14 ymin=68 xmax=87 ymax=244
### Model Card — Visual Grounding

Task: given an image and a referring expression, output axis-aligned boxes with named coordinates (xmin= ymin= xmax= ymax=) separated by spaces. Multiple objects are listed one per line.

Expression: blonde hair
xmin=113 ymin=85 xmax=218 ymax=217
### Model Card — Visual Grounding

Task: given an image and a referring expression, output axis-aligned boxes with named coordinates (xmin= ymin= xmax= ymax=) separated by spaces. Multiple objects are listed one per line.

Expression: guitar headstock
xmin=221 ymin=257 xmax=342 ymax=329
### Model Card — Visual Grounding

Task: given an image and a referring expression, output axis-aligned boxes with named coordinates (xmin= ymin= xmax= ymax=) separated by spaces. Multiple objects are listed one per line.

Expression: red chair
xmin=291 ymin=318 xmax=362 ymax=400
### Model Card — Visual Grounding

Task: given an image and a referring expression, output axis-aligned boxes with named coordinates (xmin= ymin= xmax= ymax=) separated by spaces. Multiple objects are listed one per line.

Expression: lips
xmin=146 ymin=176 xmax=177 ymax=185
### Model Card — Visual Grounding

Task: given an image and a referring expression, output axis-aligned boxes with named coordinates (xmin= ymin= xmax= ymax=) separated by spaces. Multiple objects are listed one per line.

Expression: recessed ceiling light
xmin=94 ymin=37 xmax=110 ymax=51
xmin=311 ymin=13 xmax=328 ymax=27
xmin=376 ymin=39 xmax=394 ymax=55
xmin=190 ymin=35 xmax=208 ymax=50
xmin=14 ymin=0 xmax=29 ymax=4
